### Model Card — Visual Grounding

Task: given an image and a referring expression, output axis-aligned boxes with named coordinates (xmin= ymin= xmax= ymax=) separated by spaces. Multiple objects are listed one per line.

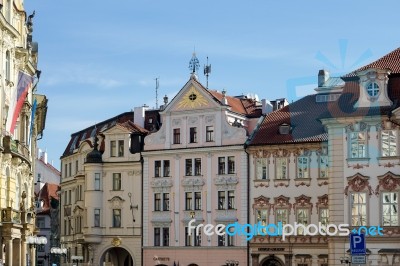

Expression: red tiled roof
xmin=345 ymin=47 xmax=400 ymax=77
xmin=37 ymin=183 xmax=60 ymax=214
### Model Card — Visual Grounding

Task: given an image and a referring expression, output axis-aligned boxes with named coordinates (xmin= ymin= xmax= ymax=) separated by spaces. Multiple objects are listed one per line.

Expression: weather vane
xmin=189 ymin=51 xmax=200 ymax=74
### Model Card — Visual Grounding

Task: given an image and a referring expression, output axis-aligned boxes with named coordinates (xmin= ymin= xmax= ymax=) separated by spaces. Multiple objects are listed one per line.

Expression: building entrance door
xmin=261 ymin=256 xmax=284 ymax=266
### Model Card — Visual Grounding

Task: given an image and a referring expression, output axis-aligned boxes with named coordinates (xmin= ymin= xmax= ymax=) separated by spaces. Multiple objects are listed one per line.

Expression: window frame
xmin=350 ymin=192 xmax=367 ymax=226
xmin=255 ymin=158 xmax=268 ymax=180
xmin=94 ymin=173 xmax=101 ymax=190
xmin=94 ymin=209 xmax=101 ymax=227
xmin=173 ymin=128 xmax=181 ymax=144
xmin=189 ymin=127 xmax=197 ymax=143
xmin=381 ymin=191 xmax=398 ymax=226
xmin=275 ymin=157 xmax=288 ymax=180
xmin=112 ymin=173 xmax=122 ymax=191
xmin=296 ymin=156 xmax=310 ymax=179
xmin=217 ymin=190 xmax=235 ymax=210
xmin=112 ymin=209 xmax=121 ymax=228
xmin=380 ymin=130 xmax=398 ymax=157
xmin=206 ymin=126 xmax=214 ymax=142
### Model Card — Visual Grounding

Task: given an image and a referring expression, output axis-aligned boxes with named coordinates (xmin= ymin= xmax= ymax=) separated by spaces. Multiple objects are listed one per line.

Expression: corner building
xmin=60 ymin=109 xmax=158 ymax=266
xmin=247 ymin=47 xmax=400 ymax=266
xmin=142 ymin=74 xmax=264 ymax=266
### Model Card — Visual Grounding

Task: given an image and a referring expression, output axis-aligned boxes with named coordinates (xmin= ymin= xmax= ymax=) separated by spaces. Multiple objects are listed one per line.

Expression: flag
xmin=10 ymin=71 xmax=33 ymax=134
xmin=28 ymin=98 xmax=37 ymax=146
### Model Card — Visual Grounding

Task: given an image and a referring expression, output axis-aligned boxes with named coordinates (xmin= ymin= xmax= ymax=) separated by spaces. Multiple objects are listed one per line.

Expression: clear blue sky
xmin=25 ymin=0 xmax=400 ymax=168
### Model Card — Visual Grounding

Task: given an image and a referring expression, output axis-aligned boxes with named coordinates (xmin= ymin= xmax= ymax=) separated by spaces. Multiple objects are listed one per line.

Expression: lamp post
xmin=340 ymin=256 xmax=351 ymax=265
xmin=26 ymin=236 xmax=48 ymax=266
xmin=225 ymin=260 xmax=239 ymax=266
xmin=49 ymin=247 xmax=67 ymax=266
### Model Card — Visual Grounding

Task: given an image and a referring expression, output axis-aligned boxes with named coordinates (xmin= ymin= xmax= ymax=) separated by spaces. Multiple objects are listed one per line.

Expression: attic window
xmin=69 ymin=136 xmax=79 ymax=152
xmin=279 ymin=123 xmax=291 ymax=135
xmin=316 ymin=94 xmax=340 ymax=103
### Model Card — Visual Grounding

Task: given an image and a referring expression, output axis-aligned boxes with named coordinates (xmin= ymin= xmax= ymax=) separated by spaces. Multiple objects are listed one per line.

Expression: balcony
xmin=3 ymin=136 xmax=30 ymax=164
xmin=1 ymin=207 xmax=21 ymax=224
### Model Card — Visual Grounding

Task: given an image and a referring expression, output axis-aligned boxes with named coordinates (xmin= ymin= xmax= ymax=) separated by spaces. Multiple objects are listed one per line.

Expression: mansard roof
xmin=344 ymin=47 xmax=400 ymax=78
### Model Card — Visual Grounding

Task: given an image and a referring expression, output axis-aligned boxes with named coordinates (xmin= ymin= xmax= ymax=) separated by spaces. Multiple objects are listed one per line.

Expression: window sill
xmin=346 ymin=157 xmax=370 ymax=169
xmin=317 ymin=177 xmax=329 ymax=186
xmin=294 ymin=178 xmax=311 ymax=187
xmin=253 ymin=179 xmax=270 ymax=188
xmin=377 ymin=156 xmax=400 ymax=168
xmin=273 ymin=179 xmax=290 ymax=188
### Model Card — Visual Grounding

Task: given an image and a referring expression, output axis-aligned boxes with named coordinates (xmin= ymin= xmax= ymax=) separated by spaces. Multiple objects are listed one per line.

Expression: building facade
xmin=0 ymin=1 xmax=47 ymax=266
xmin=247 ymin=48 xmax=400 ymax=266
xmin=142 ymin=73 xmax=264 ymax=266
xmin=59 ymin=109 xmax=158 ymax=266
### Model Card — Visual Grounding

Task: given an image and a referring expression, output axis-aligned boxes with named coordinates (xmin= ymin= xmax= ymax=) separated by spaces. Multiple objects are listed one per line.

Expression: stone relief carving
xmin=316 ymin=194 xmax=328 ymax=213
xmin=151 ymin=178 xmax=173 ymax=193
xmin=272 ymin=195 xmax=292 ymax=214
xmin=344 ymin=173 xmax=373 ymax=196
xmin=293 ymin=194 xmax=313 ymax=214
xmin=214 ymin=176 xmax=238 ymax=190
xmin=188 ymin=116 xmax=198 ymax=125
xmin=182 ymin=177 xmax=205 ymax=191
xmin=108 ymin=196 xmax=125 ymax=209
xmin=375 ymin=172 xmax=400 ymax=195
xmin=252 ymin=196 xmax=271 ymax=209
xmin=205 ymin=115 xmax=215 ymax=124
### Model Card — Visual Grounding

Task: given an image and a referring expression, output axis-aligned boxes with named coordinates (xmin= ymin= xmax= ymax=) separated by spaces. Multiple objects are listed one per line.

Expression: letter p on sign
xmin=350 ymin=233 xmax=366 ymax=255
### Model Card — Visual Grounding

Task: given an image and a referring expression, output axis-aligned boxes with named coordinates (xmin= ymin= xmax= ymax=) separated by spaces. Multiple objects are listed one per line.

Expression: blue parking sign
xmin=350 ymin=233 xmax=366 ymax=255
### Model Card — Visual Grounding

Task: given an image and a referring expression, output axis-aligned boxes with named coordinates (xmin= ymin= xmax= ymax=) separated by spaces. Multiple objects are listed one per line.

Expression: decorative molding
xmin=273 ymin=179 xmax=289 ymax=188
xmin=345 ymin=122 xmax=369 ymax=133
xmin=172 ymin=118 xmax=181 ymax=126
xmin=188 ymin=116 xmax=198 ymax=125
xmin=253 ymin=180 xmax=270 ymax=188
xmin=151 ymin=178 xmax=173 ymax=193
xmin=181 ymin=177 xmax=205 ymax=191
xmin=111 ymin=237 xmax=121 ymax=247
xmin=317 ymin=178 xmax=329 ymax=186
xmin=214 ymin=176 xmax=238 ymax=190
xmin=375 ymin=172 xmax=400 ymax=195
xmin=293 ymin=195 xmax=313 ymax=214
xmin=272 ymin=149 xmax=289 ymax=158
xmin=316 ymin=194 xmax=328 ymax=214
xmin=151 ymin=211 xmax=172 ymax=223
xmin=294 ymin=178 xmax=311 ymax=187
xmin=292 ymin=148 xmax=311 ymax=157
xmin=108 ymin=196 xmax=125 ymax=209
xmin=252 ymin=149 xmax=271 ymax=159
xmin=344 ymin=173 xmax=373 ymax=196
xmin=272 ymin=195 xmax=292 ymax=214
xmin=204 ymin=115 xmax=215 ymax=124
xmin=214 ymin=209 xmax=238 ymax=223
xmin=252 ymin=196 xmax=271 ymax=209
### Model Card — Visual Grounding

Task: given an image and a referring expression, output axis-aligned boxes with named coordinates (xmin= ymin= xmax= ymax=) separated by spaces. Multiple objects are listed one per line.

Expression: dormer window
xmin=366 ymin=82 xmax=379 ymax=98
xmin=279 ymin=123 xmax=291 ymax=135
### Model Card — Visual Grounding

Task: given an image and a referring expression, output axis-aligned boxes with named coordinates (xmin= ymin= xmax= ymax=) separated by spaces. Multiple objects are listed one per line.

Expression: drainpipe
xmin=244 ymin=144 xmax=250 ymax=266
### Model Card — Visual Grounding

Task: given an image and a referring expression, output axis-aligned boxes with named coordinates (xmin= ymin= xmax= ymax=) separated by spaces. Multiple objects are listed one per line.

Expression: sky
xmin=24 ymin=0 xmax=400 ymax=169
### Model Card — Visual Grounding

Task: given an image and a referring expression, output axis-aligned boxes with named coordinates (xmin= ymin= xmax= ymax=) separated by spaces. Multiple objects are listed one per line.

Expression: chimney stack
xmin=134 ymin=105 xmax=148 ymax=128
xmin=318 ymin=69 xmax=330 ymax=87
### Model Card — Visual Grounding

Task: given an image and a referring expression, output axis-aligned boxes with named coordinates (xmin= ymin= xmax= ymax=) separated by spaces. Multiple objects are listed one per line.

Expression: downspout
xmin=244 ymin=144 xmax=250 ymax=266
xmin=141 ymin=152 xmax=144 ymax=266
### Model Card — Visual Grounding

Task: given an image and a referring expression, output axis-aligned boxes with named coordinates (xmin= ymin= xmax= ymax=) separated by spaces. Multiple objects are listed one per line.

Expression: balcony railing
xmin=3 ymin=136 xmax=30 ymax=163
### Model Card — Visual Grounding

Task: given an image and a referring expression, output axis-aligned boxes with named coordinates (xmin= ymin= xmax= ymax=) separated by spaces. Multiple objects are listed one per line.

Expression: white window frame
xmin=296 ymin=156 xmax=310 ymax=179
xmin=380 ymin=130 xmax=398 ymax=157
xmin=255 ymin=158 xmax=268 ymax=180
xmin=350 ymin=192 xmax=367 ymax=226
xmin=275 ymin=157 xmax=288 ymax=179
xmin=217 ymin=190 xmax=235 ymax=210
xmin=381 ymin=191 xmax=398 ymax=226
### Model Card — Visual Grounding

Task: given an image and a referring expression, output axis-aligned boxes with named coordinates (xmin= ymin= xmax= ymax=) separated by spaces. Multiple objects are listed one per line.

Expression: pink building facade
xmin=142 ymin=75 xmax=263 ymax=266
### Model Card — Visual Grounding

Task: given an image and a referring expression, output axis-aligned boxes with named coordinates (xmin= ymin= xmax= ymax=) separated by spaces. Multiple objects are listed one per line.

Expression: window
xmin=351 ymin=192 xmax=367 ymax=226
xmin=163 ymin=160 xmax=170 ymax=177
xmin=206 ymin=126 xmax=214 ymax=142
xmin=64 ymin=164 xmax=67 ymax=178
xmin=190 ymin=127 xmax=197 ymax=143
xmin=185 ymin=192 xmax=193 ymax=210
xmin=155 ymin=161 xmax=161 ymax=177
xmin=154 ymin=160 xmax=171 ymax=177
xmin=276 ymin=158 xmax=287 ymax=179
xmin=194 ymin=230 xmax=201 ymax=246
xmin=367 ymin=82 xmax=379 ymax=97
xmin=255 ymin=158 xmax=268 ymax=180
xmin=350 ymin=132 xmax=367 ymax=158
xmin=37 ymin=217 xmax=45 ymax=228
xmin=186 ymin=159 xmax=192 ymax=176
xmin=297 ymin=156 xmax=309 ymax=179
xmin=112 ymin=173 xmax=121 ymax=191
xmin=118 ymin=140 xmax=124 ymax=156
xmin=173 ymin=128 xmax=180 ymax=144
xmin=319 ymin=208 xmax=329 ymax=226
xmin=256 ymin=209 xmax=268 ymax=234
xmin=228 ymin=156 xmax=235 ymax=174
xmin=186 ymin=158 xmax=201 ymax=176
xmin=218 ymin=233 xmax=234 ymax=246
xmin=218 ymin=191 xmax=234 ymax=210
xmin=276 ymin=209 xmax=288 ymax=225
xmin=381 ymin=130 xmax=397 ymax=157
xmin=110 ymin=141 xmax=116 ymax=157
xmin=195 ymin=192 xmax=202 ymax=210
xmin=94 ymin=173 xmax=101 ymax=190
xmin=154 ymin=193 xmax=161 ymax=211
xmin=94 ymin=209 xmax=100 ymax=227
xmin=185 ymin=227 xmax=193 ymax=246
xmin=154 ymin=228 xmax=161 ymax=246
xmin=319 ymin=156 xmax=328 ymax=178
xmin=154 ymin=227 xmax=170 ymax=246
xmin=75 ymin=160 xmax=79 ymax=174
xmin=163 ymin=228 xmax=170 ymax=246
xmin=68 ymin=163 xmax=72 ymax=177
xmin=68 ymin=190 xmax=72 ymax=204
xmin=154 ymin=193 xmax=169 ymax=211
xmin=218 ymin=156 xmax=235 ymax=174
xmin=110 ymin=140 xmax=124 ymax=157
xmin=113 ymin=209 xmax=121 ymax=227
xmin=76 ymin=216 xmax=82 ymax=233
xmin=382 ymin=192 xmax=398 ymax=226
xmin=296 ymin=208 xmax=309 ymax=234
xmin=218 ymin=157 xmax=225 ymax=174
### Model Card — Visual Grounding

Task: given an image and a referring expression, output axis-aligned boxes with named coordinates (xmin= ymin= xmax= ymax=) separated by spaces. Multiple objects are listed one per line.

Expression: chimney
xmin=261 ymin=99 xmax=273 ymax=115
xmin=134 ymin=105 xmax=148 ymax=128
xmin=43 ymin=150 xmax=48 ymax=164
xmin=37 ymin=148 xmax=42 ymax=159
xmin=318 ymin=69 xmax=329 ymax=87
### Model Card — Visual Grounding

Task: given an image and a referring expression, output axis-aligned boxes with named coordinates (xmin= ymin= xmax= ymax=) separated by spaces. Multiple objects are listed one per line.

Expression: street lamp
xmin=225 ymin=260 xmax=239 ymax=266
xmin=26 ymin=236 xmax=48 ymax=266
xmin=340 ymin=256 xmax=351 ymax=265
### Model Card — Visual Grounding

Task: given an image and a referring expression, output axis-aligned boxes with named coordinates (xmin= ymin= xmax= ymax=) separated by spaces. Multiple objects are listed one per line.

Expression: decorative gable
xmin=355 ymin=68 xmax=392 ymax=108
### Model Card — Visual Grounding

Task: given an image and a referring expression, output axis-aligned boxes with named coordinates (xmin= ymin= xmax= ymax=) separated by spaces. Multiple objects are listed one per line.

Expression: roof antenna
xmin=204 ymin=56 xmax=211 ymax=89
xmin=155 ymin=77 xmax=159 ymax=109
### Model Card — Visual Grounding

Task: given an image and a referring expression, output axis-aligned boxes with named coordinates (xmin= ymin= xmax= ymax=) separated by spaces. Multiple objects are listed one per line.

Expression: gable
xmin=164 ymin=78 xmax=221 ymax=112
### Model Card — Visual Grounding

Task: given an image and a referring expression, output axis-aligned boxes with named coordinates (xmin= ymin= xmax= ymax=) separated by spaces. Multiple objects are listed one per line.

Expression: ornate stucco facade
xmin=59 ymin=110 xmax=157 ymax=266
xmin=0 ymin=1 xmax=47 ymax=266
xmin=142 ymin=74 xmax=264 ymax=266
xmin=247 ymin=48 xmax=400 ymax=266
